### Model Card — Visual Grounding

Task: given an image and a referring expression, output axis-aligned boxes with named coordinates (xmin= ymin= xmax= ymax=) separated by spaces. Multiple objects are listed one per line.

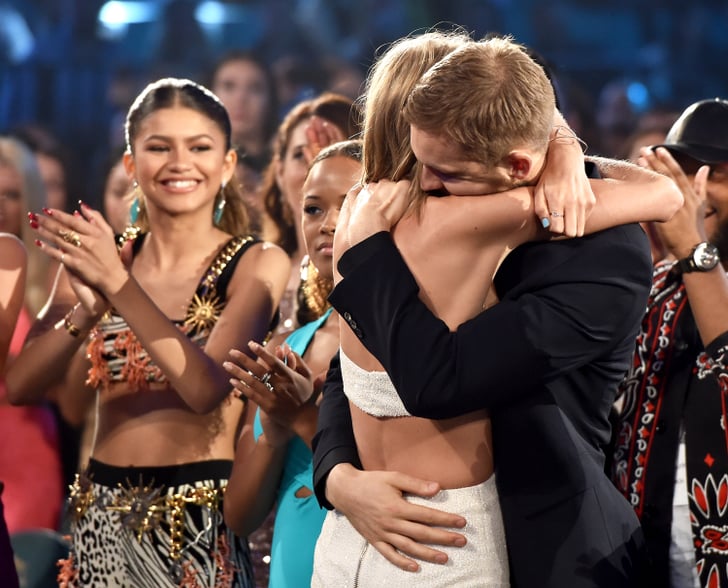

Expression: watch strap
xmin=674 ymin=256 xmax=695 ymax=275
xmin=673 ymin=242 xmax=719 ymax=275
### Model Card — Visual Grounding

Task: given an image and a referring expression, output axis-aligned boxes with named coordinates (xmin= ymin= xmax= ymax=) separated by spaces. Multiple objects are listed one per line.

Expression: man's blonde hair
xmin=360 ymin=30 xmax=471 ymax=184
xmin=403 ymin=36 xmax=555 ymax=169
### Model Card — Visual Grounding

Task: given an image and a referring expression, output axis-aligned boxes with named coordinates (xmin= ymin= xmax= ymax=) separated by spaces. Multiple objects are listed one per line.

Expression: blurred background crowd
xmin=0 ymin=0 xmax=726 ymax=209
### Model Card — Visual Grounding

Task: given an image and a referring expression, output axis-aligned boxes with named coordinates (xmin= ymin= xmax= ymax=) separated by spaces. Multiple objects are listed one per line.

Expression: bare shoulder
xmin=224 ymin=239 xmax=290 ymax=274
xmin=0 ymin=233 xmax=27 ymax=266
xmin=244 ymin=241 xmax=290 ymax=278
xmin=240 ymin=240 xmax=289 ymax=265
xmin=227 ymin=239 xmax=291 ymax=296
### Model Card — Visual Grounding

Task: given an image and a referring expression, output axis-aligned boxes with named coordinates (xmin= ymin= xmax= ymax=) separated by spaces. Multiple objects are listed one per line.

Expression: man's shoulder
xmin=495 ymin=223 xmax=651 ymax=295
xmin=515 ymin=223 xmax=647 ymax=263
xmin=587 ymin=222 xmax=650 ymax=245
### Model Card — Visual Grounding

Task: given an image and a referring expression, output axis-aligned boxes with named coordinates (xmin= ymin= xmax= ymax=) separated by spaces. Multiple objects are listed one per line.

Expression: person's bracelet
xmin=55 ymin=303 xmax=83 ymax=337
xmin=549 ymin=125 xmax=588 ymax=152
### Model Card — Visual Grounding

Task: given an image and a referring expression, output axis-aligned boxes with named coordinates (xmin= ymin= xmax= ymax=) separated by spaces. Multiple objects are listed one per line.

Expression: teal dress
xmin=253 ymin=308 xmax=333 ymax=587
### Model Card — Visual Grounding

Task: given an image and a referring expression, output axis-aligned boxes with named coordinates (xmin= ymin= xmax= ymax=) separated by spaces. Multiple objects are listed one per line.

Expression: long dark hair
xmin=208 ymin=50 xmax=280 ymax=152
xmin=124 ymin=78 xmax=250 ymax=236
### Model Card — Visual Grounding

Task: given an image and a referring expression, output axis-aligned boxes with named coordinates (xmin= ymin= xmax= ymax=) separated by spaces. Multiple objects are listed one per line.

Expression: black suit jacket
xmin=313 ymin=224 xmax=653 ymax=587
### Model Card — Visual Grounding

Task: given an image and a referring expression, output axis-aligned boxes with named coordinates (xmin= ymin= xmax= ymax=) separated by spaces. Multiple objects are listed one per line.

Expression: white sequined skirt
xmin=311 ymin=475 xmax=509 ymax=587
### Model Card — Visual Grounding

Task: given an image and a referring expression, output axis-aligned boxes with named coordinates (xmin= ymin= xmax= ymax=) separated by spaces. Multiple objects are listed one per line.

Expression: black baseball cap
xmin=653 ymin=98 xmax=728 ymax=164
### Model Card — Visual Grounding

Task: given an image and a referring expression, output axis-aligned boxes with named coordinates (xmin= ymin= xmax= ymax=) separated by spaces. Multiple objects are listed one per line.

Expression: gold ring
xmin=59 ymin=229 xmax=82 ymax=248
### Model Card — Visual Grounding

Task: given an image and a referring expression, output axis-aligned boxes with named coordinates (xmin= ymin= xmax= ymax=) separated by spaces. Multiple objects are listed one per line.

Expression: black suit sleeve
xmin=329 ymin=228 xmax=651 ymax=419
xmin=312 ymin=351 xmax=360 ymax=508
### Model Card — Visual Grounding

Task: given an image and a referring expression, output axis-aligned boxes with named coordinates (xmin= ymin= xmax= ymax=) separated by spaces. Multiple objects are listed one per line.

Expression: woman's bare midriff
xmin=351 ymin=403 xmax=494 ymax=489
xmin=91 ymin=381 xmax=243 ymax=466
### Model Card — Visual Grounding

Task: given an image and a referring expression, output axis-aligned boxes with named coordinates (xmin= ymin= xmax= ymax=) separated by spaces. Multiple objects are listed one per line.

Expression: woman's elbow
xmin=186 ymin=395 xmax=220 ymax=415
xmin=4 ymin=374 xmax=34 ymax=406
xmin=223 ymin=499 xmax=262 ymax=539
xmin=223 ymin=501 xmax=246 ymax=538
xmin=181 ymin=373 xmax=230 ymax=414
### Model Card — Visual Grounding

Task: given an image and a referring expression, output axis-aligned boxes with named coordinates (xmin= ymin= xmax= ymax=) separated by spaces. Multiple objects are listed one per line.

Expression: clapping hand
xmin=224 ymin=341 xmax=317 ymax=446
xmin=638 ymin=146 xmax=709 ymax=259
xmin=31 ymin=203 xmax=129 ymax=298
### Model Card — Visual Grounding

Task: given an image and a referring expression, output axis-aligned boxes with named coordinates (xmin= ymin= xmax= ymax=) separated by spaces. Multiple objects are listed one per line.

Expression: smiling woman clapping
xmin=6 ymin=78 xmax=289 ymax=587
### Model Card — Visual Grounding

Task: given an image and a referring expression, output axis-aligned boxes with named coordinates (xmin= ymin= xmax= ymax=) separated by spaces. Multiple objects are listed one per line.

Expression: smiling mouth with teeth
xmin=164 ymin=180 xmax=198 ymax=188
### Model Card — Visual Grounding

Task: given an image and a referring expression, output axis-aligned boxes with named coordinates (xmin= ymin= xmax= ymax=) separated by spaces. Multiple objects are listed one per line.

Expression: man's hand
xmin=639 ymin=146 xmax=709 ymax=259
xmin=326 ymin=464 xmax=468 ymax=572
xmin=337 ymin=180 xmax=412 ymax=253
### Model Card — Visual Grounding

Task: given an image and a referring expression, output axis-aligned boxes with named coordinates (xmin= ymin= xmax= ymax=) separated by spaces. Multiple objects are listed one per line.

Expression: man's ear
xmin=506 ymin=151 xmax=533 ymax=181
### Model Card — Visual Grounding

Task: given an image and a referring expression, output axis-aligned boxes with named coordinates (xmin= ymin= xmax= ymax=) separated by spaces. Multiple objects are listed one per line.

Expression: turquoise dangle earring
xmin=129 ymin=199 xmax=140 ymax=225
xmin=214 ymin=182 xmax=226 ymax=226
xmin=120 ymin=180 xmax=143 ymax=244
xmin=129 ymin=181 xmax=140 ymax=225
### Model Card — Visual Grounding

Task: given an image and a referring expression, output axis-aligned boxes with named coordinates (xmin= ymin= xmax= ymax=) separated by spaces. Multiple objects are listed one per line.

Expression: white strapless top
xmin=339 ymin=348 xmax=412 ymax=418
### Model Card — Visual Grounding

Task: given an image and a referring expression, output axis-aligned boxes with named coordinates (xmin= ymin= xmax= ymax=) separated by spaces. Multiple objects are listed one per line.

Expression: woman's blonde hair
xmin=0 ymin=137 xmax=50 ymax=316
xmin=359 ymin=29 xmax=471 ymax=185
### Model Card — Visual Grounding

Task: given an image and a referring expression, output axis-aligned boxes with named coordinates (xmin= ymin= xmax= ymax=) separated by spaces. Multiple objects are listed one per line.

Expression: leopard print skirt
xmin=59 ymin=459 xmax=254 ymax=587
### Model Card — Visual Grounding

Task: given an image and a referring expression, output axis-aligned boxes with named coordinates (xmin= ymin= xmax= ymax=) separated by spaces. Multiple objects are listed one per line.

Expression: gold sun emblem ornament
xmin=184 ymin=292 xmax=225 ymax=332
xmin=107 ymin=481 xmax=166 ymax=542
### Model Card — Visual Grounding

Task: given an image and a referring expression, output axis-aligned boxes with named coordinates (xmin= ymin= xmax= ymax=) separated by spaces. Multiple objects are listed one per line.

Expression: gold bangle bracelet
xmin=56 ymin=304 xmax=82 ymax=337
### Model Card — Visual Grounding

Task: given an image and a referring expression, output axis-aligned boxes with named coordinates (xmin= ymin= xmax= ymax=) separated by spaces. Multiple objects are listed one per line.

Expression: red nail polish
xmin=78 ymin=200 xmax=89 ymax=209
xmin=27 ymin=211 xmax=38 ymax=221
xmin=73 ymin=210 xmax=81 ymax=217
xmin=30 ymin=220 xmax=39 ymax=229
xmin=42 ymin=207 xmax=53 ymax=215
xmin=34 ymin=239 xmax=42 ymax=247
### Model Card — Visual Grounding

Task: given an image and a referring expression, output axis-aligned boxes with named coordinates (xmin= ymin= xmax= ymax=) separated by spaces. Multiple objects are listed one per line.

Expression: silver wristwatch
xmin=674 ymin=242 xmax=720 ymax=274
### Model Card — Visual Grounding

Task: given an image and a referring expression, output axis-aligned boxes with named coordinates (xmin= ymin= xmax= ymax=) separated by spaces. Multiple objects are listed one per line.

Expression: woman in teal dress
xmin=224 ymin=140 xmax=362 ymax=587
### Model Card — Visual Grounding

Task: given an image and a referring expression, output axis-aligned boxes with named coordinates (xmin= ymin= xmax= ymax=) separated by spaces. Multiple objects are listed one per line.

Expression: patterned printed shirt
xmin=612 ymin=261 xmax=728 ymax=588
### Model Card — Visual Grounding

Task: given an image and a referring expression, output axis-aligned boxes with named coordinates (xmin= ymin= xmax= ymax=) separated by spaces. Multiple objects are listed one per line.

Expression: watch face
xmin=694 ymin=242 xmax=720 ymax=270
